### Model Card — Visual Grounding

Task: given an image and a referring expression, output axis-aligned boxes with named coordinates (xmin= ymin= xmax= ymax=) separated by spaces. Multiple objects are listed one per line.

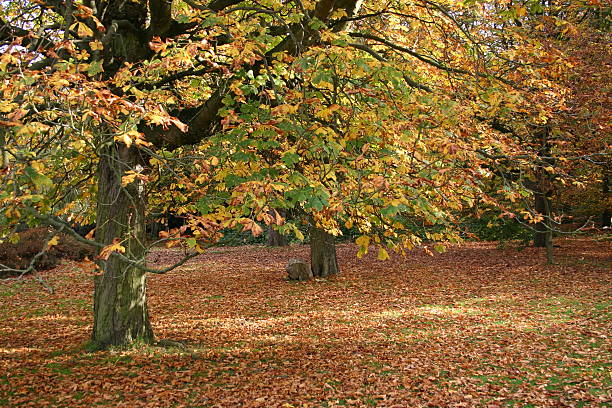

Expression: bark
xmin=602 ymin=169 xmax=611 ymax=228
xmin=533 ymin=126 xmax=554 ymax=251
xmin=268 ymin=227 xmax=289 ymax=246
xmin=92 ymin=144 xmax=154 ymax=349
xmin=310 ymin=224 xmax=339 ymax=277
xmin=533 ymin=190 xmax=549 ymax=248
xmin=0 ymin=128 xmax=8 ymax=169
xmin=88 ymin=0 xmax=156 ymax=350
xmin=543 ymin=192 xmax=554 ymax=264
xmin=267 ymin=209 xmax=288 ymax=247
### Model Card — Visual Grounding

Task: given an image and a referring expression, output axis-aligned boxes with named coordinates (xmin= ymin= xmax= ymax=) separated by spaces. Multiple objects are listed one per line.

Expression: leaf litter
xmin=0 ymin=238 xmax=610 ymax=407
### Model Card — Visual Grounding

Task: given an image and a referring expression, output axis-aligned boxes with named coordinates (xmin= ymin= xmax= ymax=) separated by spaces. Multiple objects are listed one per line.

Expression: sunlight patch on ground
xmin=0 ymin=346 xmax=41 ymax=354
xmin=26 ymin=314 xmax=84 ymax=323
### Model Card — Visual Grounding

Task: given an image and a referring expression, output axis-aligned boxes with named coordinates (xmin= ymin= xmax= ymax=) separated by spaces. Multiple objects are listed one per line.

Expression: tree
xmin=1 ymin=0 xmax=556 ymax=348
xmin=472 ymin=1 xmax=611 ymax=262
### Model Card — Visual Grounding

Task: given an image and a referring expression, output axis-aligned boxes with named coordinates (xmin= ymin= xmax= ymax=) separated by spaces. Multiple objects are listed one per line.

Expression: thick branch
xmin=182 ymin=0 xmax=244 ymax=11
xmin=144 ymin=0 xmax=365 ymax=149
xmin=149 ymin=0 xmax=173 ymax=37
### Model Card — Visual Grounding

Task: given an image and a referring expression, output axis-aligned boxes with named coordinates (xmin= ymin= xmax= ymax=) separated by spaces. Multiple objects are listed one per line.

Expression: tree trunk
xmin=534 ymin=126 xmax=553 ymax=249
xmin=534 ymin=190 xmax=549 ymax=248
xmin=310 ymin=224 xmax=339 ymax=277
xmin=0 ymin=128 xmax=8 ymax=170
xmin=268 ymin=227 xmax=289 ymax=246
xmin=602 ymin=168 xmax=611 ymax=228
xmin=543 ymin=192 xmax=554 ymax=264
xmin=267 ymin=209 xmax=288 ymax=247
xmin=91 ymin=144 xmax=154 ymax=349
xmin=603 ymin=209 xmax=611 ymax=228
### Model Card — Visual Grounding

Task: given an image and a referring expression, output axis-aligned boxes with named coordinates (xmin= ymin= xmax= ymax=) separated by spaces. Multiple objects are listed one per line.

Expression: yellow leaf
xmin=47 ymin=236 xmax=60 ymax=249
xmin=71 ymin=140 xmax=86 ymax=150
xmin=355 ymin=235 xmax=370 ymax=248
xmin=90 ymin=40 xmax=104 ymax=51
xmin=122 ymin=133 xmax=132 ymax=148
xmin=71 ymin=22 xmax=94 ymax=38
xmin=98 ymin=238 xmax=125 ymax=261
xmin=377 ymin=247 xmax=389 ymax=261
xmin=294 ymin=228 xmax=304 ymax=241
xmin=121 ymin=173 xmax=137 ymax=186
xmin=0 ymin=101 xmax=16 ymax=113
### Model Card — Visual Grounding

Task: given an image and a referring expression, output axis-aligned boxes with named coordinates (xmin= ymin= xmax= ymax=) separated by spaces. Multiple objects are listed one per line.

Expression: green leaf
xmin=24 ymin=166 xmax=53 ymax=189
xmin=86 ymin=60 xmax=104 ymax=76
xmin=282 ymin=152 xmax=300 ymax=167
xmin=309 ymin=17 xmax=326 ymax=30
xmin=306 ymin=195 xmax=325 ymax=211
xmin=381 ymin=205 xmax=399 ymax=217
xmin=434 ymin=244 xmax=446 ymax=254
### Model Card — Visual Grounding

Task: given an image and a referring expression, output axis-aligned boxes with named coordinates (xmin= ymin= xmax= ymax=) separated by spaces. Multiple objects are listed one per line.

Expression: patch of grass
xmin=363 ymin=397 xmax=379 ymax=406
xmin=46 ymin=362 xmax=72 ymax=375
xmin=204 ymin=295 xmax=224 ymax=301
xmin=101 ymin=355 xmax=134 ymax=364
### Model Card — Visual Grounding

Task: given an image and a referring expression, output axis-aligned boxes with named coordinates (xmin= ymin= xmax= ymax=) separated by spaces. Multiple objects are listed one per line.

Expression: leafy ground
xmin=1 ymin=238 xmax=610 ymax=408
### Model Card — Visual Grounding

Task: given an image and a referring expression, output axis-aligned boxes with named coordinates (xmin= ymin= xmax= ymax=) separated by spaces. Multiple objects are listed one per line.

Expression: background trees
xmin=471 ymin=1 xmax=611 ymax=262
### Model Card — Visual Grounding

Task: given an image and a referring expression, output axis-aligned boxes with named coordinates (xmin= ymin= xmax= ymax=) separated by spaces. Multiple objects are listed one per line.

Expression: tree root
xmin=155 ymin=339 xmax=189 ymax=351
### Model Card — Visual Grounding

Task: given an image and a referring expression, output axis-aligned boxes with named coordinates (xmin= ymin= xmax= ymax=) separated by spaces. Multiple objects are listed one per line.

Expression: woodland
xmin=0 ymin=0 xmax=610 ymax=406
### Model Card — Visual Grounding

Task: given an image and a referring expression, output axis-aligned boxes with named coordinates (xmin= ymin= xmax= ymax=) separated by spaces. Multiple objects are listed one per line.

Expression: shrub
xmin=0 ymin=228 xmax=95 ymax=276
xmin=462 ymin=213 xmax=532 ymax=244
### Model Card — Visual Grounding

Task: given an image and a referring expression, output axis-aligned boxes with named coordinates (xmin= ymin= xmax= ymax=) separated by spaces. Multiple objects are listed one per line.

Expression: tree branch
xmin=149 ymin=0 xmax=173 ymax=37
xmin=348 ymin=42 xmax=432 ymax=92
xmin=143 ymin=0 xmax=366 ymax=149
xmin=349 ymin=32 xmax=469 ymax=74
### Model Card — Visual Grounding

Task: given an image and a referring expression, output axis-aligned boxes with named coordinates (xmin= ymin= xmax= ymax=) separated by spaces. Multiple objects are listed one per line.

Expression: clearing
xmin=1 ymin=238 xmax=610 ymax=407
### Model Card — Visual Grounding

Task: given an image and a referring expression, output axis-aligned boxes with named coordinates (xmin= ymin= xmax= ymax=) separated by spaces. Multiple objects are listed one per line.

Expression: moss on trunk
xmin=91 ymin=144 xmax=154 ymax=349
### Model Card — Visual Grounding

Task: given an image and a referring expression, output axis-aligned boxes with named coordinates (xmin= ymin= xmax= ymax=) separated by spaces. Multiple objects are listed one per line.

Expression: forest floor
xmin=0 ymin=237 xmax=610 ymax=407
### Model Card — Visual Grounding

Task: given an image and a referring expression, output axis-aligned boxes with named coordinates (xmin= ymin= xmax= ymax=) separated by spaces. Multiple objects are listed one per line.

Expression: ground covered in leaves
xmin=1 ymin=238 xmax=610 ymax=407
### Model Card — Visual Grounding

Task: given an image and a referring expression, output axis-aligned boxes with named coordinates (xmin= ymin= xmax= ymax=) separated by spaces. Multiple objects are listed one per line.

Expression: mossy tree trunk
xmin=310 ymin=224 xmax=339 ymax=277
xmin=92 ymin=144 xmax=154 ymax=349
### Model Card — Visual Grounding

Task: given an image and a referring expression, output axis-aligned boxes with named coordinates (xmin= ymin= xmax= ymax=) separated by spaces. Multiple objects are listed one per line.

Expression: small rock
xmin=286 ymin=258 xmax=313 ymax=281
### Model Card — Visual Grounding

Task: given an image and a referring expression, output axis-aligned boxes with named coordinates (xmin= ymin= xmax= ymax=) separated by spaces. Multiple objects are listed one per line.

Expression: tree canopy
xmin=1 ymin=0 xmax=609 ymax=347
